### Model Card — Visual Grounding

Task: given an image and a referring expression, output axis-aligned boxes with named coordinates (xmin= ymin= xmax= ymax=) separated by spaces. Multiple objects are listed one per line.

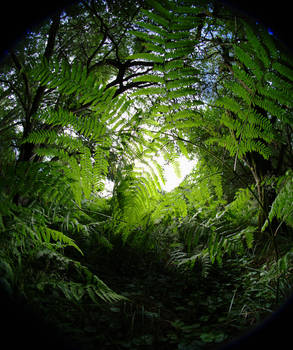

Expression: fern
xmin=129 ymin=0 xmax=202 ymax=126
xmin=28 ymin=53 xmax=168 ymax=207
xmin=32 ymin=58 xmax=113 ymax=105
xmin=262 ymin=170 xmax=293 ymax=231
xmin=34 ymin=249 xmax=124 ymax=304
xmin=173 ymin=173 xmax=258 ymax=267
xmin=151 ymin=191 xmax=188 ymax=225
xmin=7 ymin=201 xmax=83 ymax=255
xmin=126 ymin=1 xmax=209 ymax=172
xmin=243 ymin=226 xmax=255 ymax=249
xmin=111 ymin=163 xmax=163 ymax=227
xmin=39 ymin=227 xmax=83 ymax=255
xmin=127 ymin=52 xmax=165 ymax=64
xmin=213 ymin=21 xmax=293 ymax=167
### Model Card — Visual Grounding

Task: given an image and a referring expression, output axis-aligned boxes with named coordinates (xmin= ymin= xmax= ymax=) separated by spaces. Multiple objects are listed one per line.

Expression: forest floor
xmin=22 ymin=241 xmax=270 ymax=350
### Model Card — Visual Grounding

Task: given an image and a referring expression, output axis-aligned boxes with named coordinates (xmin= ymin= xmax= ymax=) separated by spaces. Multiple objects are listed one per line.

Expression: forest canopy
xmin=0 ymin=0 xmax=292 ymax=349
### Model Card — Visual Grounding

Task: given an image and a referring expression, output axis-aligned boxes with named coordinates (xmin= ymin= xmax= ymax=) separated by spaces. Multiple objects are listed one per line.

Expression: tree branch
xmin=114 ymin=82 xmax=154 ymax=97
xmin=87 ymin=31 xmax=108 ymax=70
xmin=9 ymin=51 xmax=32 ymax=109
xmin=18 ymin=13 xmax=61 ymax=162
xmin=0 ymin=78 xmax=27 ymax=111
xmin=30 ymin=13 xmax=61 ymax=117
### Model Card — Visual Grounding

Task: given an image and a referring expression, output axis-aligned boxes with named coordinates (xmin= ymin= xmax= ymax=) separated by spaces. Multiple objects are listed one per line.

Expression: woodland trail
xmin=53 ymin=245 xmax=253 ymax=350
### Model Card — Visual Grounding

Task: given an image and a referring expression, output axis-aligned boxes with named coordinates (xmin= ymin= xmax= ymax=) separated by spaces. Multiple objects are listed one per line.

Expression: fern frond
xmin=127 ymin=52 xmax=165 ymax=63
xmin=242 ymin=226 xmax=255 ymax=249
xmin=243 ymin=23 xmax=270 ymax=68
xmin=35 ymin=251 xmax=124 ymax=304
xmin=129 ymin=30 xmax=164 ymax=45
xmin=165 ymin=77 xmax=199 ymax=90
xmin=214 ymin=19 xmax=293 ymax=163
xmin=272 ymin=62 xmax=293 ymax=82
xmin=146 ymin=0 xmax=173 ymax=20
xmin=41 ymin=227 xmax=83 ymax=255
xmin=24 ymin=129 xmax=59 ymax=145
xmin=131 ymin=87 xmax=166 ymax=97
xmin=262 ymin=171 xmax=293 ymax=230
xmin=134 ymin=22 xmax=169 ymax=37
xmin=132 ymin=74 xmax=164 ymax=84
xmin=141 ymin=8 xmax=170 ymax=27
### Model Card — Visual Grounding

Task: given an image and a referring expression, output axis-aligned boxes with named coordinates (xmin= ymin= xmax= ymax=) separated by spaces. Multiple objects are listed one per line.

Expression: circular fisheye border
xmin=0 ymin=1 xmax=292 ymax=349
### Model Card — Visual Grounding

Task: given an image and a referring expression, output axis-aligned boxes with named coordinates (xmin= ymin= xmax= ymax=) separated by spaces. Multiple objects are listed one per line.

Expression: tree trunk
xmin=245 ymin=152 xmax=272 ymax=232
xmin=16 ymin=14 xmax=61 ymax=163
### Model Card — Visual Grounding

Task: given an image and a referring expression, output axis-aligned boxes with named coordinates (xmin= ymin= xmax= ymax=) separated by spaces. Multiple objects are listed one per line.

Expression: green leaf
xmin=127 ymin=52 xmax=164 ymax=63
xmin=132 ymin=74 xmax=164 ymax=84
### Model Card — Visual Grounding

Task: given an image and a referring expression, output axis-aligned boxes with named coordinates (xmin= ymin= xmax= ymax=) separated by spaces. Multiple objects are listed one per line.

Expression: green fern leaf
xmin=141 ymin=9 xmax=170 ymax=27
xmin=132 ymin=74 xmax=165 ymax=84
xmin=127 ymin=52 xmax=164 ymax=63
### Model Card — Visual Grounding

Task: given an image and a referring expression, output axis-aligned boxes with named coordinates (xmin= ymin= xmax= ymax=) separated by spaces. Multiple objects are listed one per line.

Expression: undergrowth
xmin=0 ymin=0 xmax=292 ymax=348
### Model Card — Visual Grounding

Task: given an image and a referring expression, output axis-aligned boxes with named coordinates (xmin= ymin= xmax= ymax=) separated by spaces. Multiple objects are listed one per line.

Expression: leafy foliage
xmin=262 ymin=170 xmax=293 ymax=231
xmin=212 ymin=22 xmax=293 ymax=167
xmin=0 ymin=0 xmax=292 ymax=349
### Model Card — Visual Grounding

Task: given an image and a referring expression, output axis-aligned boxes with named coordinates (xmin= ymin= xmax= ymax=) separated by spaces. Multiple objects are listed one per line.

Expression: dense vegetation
xmin=0 ymin=0 xmax=292 ymax=349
